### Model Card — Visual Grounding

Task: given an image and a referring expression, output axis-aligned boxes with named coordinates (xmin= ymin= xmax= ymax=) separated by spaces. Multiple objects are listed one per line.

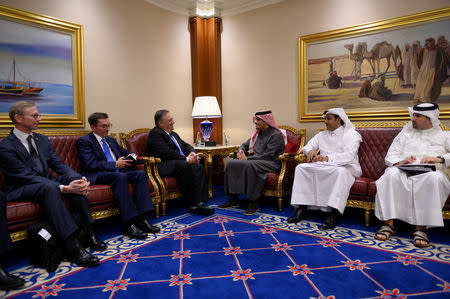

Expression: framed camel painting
xmin=0 ymin=5 xmax=85 ymax=128
xmin=298 ymin=7 xmax=450 ymax=122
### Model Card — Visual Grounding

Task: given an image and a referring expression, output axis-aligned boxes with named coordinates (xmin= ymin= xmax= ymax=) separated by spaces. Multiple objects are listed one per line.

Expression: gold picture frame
xmin=299 ymin=7 xmax=450 ymax=122
xmin=0 ymin=5 xmax=85 ymax=127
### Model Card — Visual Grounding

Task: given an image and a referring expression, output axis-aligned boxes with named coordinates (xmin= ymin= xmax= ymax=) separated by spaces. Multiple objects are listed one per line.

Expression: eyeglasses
xmin=98 ymin=124 xmax=113 ymax=129
xmin=22 ymin=113 xmax=41 ymax=119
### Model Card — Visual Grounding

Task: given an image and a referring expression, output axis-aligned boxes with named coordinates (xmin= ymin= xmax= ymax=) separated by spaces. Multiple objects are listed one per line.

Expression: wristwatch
xmin=437 ymin=156 xmax=445 ymax=164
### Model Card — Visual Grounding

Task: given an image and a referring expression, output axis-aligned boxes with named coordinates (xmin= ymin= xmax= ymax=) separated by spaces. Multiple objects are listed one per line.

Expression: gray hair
xmin=154 ymin=109 xmax=169 ymax=127
xmin=9 ymin=101 xmax=35 ymax=123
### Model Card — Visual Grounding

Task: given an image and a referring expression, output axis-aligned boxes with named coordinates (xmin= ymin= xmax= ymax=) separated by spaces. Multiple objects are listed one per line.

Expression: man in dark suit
xmin=0 ymin=101 xmax=103 ymax=268
xmin=146 ymin=110 xmax=214 ymax=216
xmin=77 ymin=112 xmax=160 ymax=239
xmin=0 ymin=191 xmax=25 ymax=290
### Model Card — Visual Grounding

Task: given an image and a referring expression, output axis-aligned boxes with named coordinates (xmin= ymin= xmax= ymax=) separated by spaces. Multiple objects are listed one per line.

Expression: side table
xmin=194 ymin=145 xmax=239 ymax=198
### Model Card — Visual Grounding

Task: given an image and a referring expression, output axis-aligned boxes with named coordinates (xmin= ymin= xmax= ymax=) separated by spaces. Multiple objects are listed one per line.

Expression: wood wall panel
xmin=190 ymin=17 xmax=222 ymax=144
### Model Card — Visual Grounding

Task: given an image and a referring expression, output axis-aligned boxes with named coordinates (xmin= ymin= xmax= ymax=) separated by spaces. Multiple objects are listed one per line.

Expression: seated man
xmin=145 ymin=110 xmax=214 ymax=216
xmin=374 ymin=103 xmax=449 ymax=248
xmin=219 ymin=110 xmax=285 ymax=215
xmin=77 ymin=112 xmax=160 ymax=239
xmin=288 ymin=108 xmax=362 ymax=229
xmin=0 ymin=101 xmax=103 ymax=268
xmin=0 ymin=191 xmax=25 ymax=290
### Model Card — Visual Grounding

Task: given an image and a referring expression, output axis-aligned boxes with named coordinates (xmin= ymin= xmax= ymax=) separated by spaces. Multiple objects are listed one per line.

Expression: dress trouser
xmin=158 ymin=160 xmax=208 ymax=205
xmin=0 ymin=191 xmax=12 ymax=257
xmin=94 ymin=170 xmax=154 ymax=224
xmin=7 ymin=175 xmax=93 ymax=240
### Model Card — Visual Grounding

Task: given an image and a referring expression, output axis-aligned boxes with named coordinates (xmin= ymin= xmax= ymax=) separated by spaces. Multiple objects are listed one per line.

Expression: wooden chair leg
xmin=364 ymin=209 xmax=370 ymax=226
xmin=162 ymin=201 xmax=167 ymax=216
xmin=278 ymin=197 xmax=283 ymax=211
xmin=155 ymin=203 xmax=160 ymax=218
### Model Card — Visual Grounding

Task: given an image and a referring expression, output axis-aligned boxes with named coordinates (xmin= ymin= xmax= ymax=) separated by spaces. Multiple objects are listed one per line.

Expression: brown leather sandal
xmin=413 ymin=230 xmax=431 ymax=248
xmin=374 ymin=224 xmax=395 ymax=241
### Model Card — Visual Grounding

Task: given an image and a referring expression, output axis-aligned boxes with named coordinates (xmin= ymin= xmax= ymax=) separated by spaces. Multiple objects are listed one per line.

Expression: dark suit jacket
xmin=146 ymin=127 xmax=195 ymax=175
xmin=146 ymin=127 xmax=194 ymax=161
xmin=77 ymin=133 xmax=131 ymax=183
xmin=0 ymin=131 xmax=81 ymax=201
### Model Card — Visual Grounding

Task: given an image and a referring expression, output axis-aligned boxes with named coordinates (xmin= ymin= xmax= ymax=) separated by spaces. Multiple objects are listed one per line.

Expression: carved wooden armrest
xmin=295 ymin=153 xmax=306 ymax=163
xmin=278 ymin=154 xmax=293 ymax=177
xmin=274 ymin=153 xmax=299 ymax=191
xmin=136 ymin=156 xmax=162 ymax=192
xmin=133 ymin=156 xmax=162 ymax=215
xmin=136 ymin=156 xmax=161 ymax=165
xmin=278 ymin=153 xmax=296 ymax=161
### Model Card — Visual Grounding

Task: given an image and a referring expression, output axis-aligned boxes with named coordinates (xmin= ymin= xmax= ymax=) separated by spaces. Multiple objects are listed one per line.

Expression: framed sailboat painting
xmin=0 ymin=5 xmax=85 ymax=127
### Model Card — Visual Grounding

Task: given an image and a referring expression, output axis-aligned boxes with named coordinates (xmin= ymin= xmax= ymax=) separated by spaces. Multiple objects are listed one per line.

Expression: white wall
xmin=221 ymin=0 xmax=450 ymax=142
xmin=0 ymin=0 xmax=194 ymax=138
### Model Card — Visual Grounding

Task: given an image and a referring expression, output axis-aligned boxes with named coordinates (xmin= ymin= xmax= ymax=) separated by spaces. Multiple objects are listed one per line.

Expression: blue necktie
xmin=101 ymin=138 xmax=119 ymax=172
xmin=170 ymin=133 xmax=185 ymax=157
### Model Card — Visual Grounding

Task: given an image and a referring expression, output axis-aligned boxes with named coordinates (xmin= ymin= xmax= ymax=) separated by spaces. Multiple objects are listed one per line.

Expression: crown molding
xmin=220 ymin=0 xmax=283 ymax=16
xmin=144 ymin=0 xmax=284 ymax=17
xmin=145 ymin=0 xmax=193 ymax=16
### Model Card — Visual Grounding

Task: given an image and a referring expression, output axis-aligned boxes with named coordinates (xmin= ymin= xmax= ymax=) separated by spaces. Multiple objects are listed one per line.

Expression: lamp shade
xmin=192 ymin=96 xmax=222 ymax=118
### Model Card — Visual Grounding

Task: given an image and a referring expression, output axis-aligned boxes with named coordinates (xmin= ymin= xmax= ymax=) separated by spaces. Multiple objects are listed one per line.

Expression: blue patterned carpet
xmin=1 ymin=187 xmax=449 ymax=299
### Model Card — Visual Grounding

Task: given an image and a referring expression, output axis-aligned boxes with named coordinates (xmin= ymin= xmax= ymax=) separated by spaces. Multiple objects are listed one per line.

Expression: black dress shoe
xmin=244 ymin=202 xmax=259 ymax=215
xmin=64 ymin=238 xmax=99 ymax=268
xmin=321 ymin=210 xmax=339 ymax=230
xmin=0 ymin=266 xmax=25 ymax=290
xmin=287 ymin=206 xmax=307 ymax=223
xmin=188 ymin=202 xmax=214 ymax=216
xmin=218 ymin=196 xmax=240 ymax=209
xmin=137 ymin=219 xmax=161 ymax=234
xmin=123 ymin=224 xmax=148 ymax=239
xmin=87 ymin=233 xmax=107 ymax=252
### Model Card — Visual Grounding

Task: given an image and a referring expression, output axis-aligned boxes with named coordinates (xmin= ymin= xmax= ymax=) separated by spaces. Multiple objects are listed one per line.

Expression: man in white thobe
xmin=288 ymin=108 xmax=362 ymax=230
xmin=374 ymin=103 xmax=450 ymax=248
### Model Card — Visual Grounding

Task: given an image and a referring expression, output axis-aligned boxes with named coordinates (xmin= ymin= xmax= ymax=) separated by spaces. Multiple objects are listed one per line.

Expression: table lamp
xmin=192 ymin=96 xmax=222 ymax=146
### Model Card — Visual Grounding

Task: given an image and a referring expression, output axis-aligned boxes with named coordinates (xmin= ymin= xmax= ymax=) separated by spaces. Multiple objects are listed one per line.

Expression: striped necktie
xmin=27 ymin=135 xmax=44 ymax=176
